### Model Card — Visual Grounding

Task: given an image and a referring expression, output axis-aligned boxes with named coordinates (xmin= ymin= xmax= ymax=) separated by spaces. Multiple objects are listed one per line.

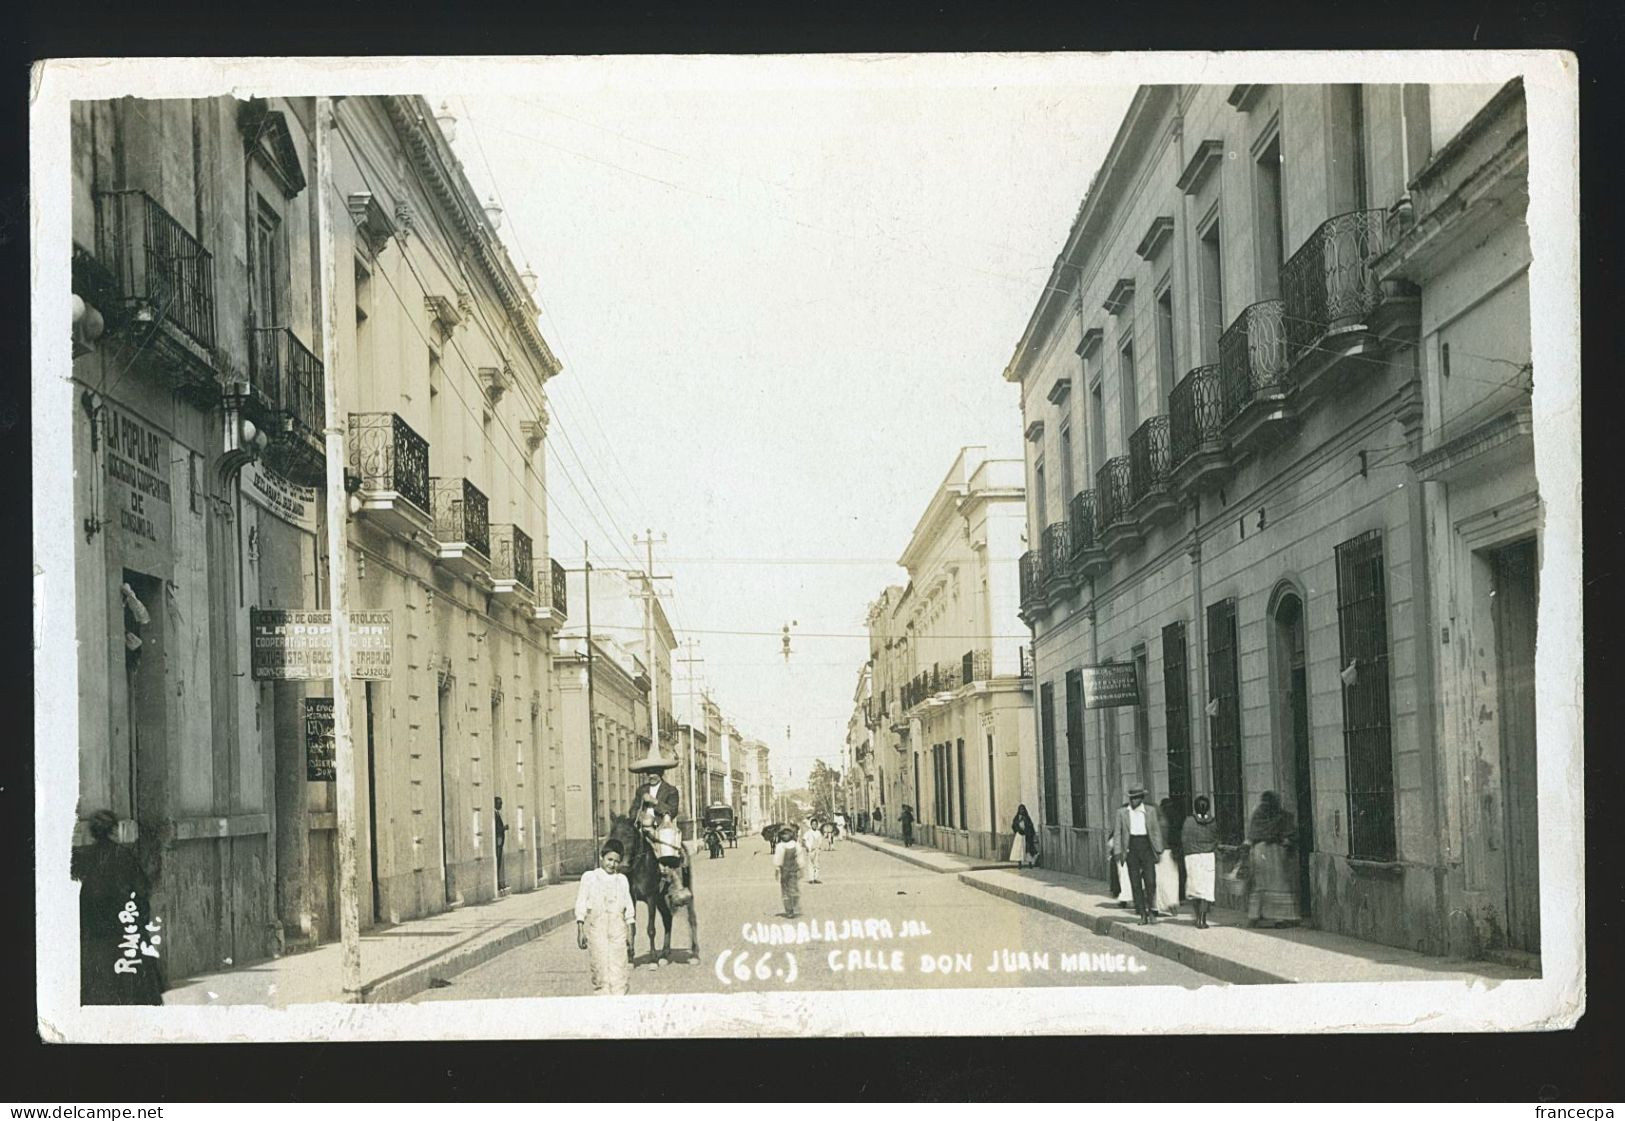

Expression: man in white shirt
xmin=575 ymin=840 xmax=637 ymax=995
xmin=1112 ymin=784 xmax=1166 ymax=925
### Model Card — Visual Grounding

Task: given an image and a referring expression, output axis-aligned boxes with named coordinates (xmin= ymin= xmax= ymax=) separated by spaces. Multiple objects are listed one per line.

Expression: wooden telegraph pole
xmin=315 ymin=95 xmax=361 ymax=1002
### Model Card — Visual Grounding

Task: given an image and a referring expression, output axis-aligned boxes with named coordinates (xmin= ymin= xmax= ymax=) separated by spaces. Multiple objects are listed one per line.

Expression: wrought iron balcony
xmin=431 ymin=476 xmax=492 ymax=581
xmin=1169 ymin=364 xmax=1230 ymax=490
xmin=249 ymin=327 xmax=324 ymax=433
xmin=1042 ymin=519 xmax=1079 ymax=598
xmin=1095 ymin=456 xmax=1141 ymax=552
xmin=531 ymin=556 xmax=568 ymax=629
xmin=1128 ymin=416 xmax=1178 ymax=525
xmin=490 ymin=524 xmax=535 ymax=604
xmin=1282 ymin=208 xmax=1390 ymax=363
xmin=1018 ymin=548 xmax=1047 ymax=616
xmin=1219 ymin=299 xmax=1294 ymax=453
xmin=95 ymin=189 xmax=218 ymax=388
xmin=1068 ymin=490 xmax=1108 ymax=579
xmin=1019 ymin=645 xmax=1035 ymax=678
xmin=347 ymin=412 xmax=432 ymax=536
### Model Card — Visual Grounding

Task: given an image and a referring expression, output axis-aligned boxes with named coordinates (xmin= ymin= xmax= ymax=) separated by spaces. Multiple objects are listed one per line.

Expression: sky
xmin=446 ymin=61 xmax=1135 ymax=787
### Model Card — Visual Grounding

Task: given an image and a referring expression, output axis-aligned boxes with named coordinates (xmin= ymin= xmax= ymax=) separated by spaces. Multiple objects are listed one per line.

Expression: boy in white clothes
xmin=575 ymin=839 xmax=637 ymax=995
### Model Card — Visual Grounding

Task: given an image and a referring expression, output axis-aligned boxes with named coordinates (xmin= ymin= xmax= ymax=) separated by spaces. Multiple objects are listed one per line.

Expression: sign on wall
xmin=243 ymin=461 xmax=320 ymax=533
xmin=304 ymin=696 xmax=336 ymax=781
xmin=250 ymin=608 xmax=393 ymax=680
xmin=1081 ymin=663 xmax=1140 ymax=708
xmin=103 ymin=404 xmax=174 ymax=560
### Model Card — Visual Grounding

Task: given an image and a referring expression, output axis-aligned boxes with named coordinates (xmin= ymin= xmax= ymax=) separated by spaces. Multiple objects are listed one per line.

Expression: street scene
xmin=37 ymin=53 xmax=1575 ymax=1038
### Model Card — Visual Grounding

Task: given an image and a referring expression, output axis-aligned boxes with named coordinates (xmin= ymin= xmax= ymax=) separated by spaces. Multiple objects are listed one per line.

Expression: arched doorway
xmin=1271 ymin=588 xmax=1314 ymax=920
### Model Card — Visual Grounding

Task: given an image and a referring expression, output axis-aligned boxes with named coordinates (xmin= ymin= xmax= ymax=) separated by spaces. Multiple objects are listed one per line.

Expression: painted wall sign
xmin=304 ymin=696 xmax=336 ymax=781
xmin=103 ymin=405 xmax=173 ymax=558
xmin=1081 ymin=663 xmax=1140 ymax=708
xmin=250 ymin=608 xmax=393 ymax=680
xmin=243 ymin=461 xmax=320 ymax=533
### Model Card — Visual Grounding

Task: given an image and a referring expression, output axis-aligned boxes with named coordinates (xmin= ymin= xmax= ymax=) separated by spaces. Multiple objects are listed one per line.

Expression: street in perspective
xmin=43 ymin=54 xmax=1568 ymax=1038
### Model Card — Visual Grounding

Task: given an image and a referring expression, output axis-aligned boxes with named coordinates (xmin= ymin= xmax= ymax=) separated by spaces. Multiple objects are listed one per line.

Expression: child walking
xmin=575 ymin=839 xmax=637 ymax=995
xmin=773 ymin=826 xmax=807 ymax=918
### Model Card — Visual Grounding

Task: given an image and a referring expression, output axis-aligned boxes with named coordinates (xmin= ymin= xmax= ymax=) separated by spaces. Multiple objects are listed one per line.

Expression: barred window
xmin=956 ymin=738 xmax=967 ymax=831
xmin=1335 ymin=530 xmax=1397 ymax=861
xmin=1206 ymin=598 xmax=1244 ymax=844
xmin=1162 ymin=621 xmax=1192 ymax=812
xmin=1039 ymin=681 xmax=1059 ymax=825
xmin=1065 ymin=668 xmax=1088 ymax=828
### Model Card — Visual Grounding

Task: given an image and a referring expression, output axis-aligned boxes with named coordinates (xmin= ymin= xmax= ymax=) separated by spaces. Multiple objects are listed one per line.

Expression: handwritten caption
xmin=114 ymin=893 xmax=162 ymax=976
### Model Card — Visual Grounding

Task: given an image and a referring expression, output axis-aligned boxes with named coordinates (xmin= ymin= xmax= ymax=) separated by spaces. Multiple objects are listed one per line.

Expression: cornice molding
xmin=1103 ymin=278 xmax=1136 ymax=317
xmin=1135 ymin=216 xmax=1175 ymax=261
xmin=1176 ymin=139 xmax=1225 ymax=195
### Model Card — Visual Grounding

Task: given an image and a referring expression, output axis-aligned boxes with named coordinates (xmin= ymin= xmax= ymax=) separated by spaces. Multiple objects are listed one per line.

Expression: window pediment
xmin=239 ymin=99 xmax=308 ymax=199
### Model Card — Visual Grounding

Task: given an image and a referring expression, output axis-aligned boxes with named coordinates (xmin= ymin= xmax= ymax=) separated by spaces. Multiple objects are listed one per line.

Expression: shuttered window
xmin=1335 ymin=530 xmax=1397 ymax=861
xmin=1039 ymin=681 xmax=1059 ymax=825
xmin=1162 ymin=621 xmax=1192 ymax=813
xmin=1065 ymin=668 xmax=1088 ymax=827
xmin=1206 ymin=598 xmax=1244 ymax=844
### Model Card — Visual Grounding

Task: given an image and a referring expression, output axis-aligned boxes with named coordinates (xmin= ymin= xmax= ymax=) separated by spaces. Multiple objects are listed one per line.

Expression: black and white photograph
xmin=30 ymin=51 xmax=1582 ymax=1041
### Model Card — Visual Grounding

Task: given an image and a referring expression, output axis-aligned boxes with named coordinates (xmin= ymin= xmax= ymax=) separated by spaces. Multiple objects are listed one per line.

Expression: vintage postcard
xmin=31 ymin=50 xmax=1582 ymax=1041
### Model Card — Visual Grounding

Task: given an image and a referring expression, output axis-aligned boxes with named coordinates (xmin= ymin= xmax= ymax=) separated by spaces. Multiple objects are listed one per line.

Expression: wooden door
xmin=1494 ymin=539 xmax=1540 ymax=953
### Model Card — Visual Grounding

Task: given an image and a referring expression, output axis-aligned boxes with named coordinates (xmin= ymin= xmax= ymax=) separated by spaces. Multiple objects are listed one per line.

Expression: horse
xmin=607 ymin=813 xmax=698 ymax=963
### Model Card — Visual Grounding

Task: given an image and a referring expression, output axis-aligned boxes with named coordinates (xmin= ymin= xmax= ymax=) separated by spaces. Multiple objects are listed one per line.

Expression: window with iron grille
xmin=1162 ymin=621 xmax=1192 ymax=806
xmin=1064 ymin=668 xmax=1088 ymax=828
xmin=956 ymin=738 xmax=967 ymax=830
xmin=1039 ymin=682 xmax=1059 ymax=825
xmin=1335 ymin=530 xmax=1397 ymax=861
xmin=1206 ymin=598 xmax=1244 ymax=844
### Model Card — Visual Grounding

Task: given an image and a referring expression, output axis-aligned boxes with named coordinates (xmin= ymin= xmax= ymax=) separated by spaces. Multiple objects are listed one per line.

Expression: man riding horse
xmin=628 ymin=749 xmax=687 ymax=905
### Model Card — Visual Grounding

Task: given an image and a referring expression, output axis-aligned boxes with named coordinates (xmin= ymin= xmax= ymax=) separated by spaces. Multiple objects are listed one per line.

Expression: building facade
xmin=552 ymin=632 xmax=648 ymax=874
xmin=68 ymin=94 xmax=568 ymax=984
xmin=864 ymin=447 xmax=1034 ymax=862
xmin=1007 ymin=81 xmax=1536 ymax=960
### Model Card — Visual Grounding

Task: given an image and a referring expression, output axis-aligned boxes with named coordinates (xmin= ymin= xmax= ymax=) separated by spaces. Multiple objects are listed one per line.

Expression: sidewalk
xmin=849 ymin=832 xmax=1536 ymax=986
xmin=165 ymin=881 xmax=579 ymax=1006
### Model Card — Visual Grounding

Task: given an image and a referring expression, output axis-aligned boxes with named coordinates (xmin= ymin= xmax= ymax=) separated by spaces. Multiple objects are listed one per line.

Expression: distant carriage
xmin=704 ymin=803 xmax=737 ymax=852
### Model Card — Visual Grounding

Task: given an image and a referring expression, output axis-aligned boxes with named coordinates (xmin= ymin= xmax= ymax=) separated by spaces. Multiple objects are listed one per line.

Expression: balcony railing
xmin=1219 ymin=299 xmax=1290 ymax=417
xmin=1128 ymin=416 xmax=1172 ymax=506
xmin=97 ymin=189 xmax=217 ymax=351
xmin=1041 ymin=519 xmax=1073 ymax=576
xmin=1019 ymin=645 xmax=1035 ymax=678
xmin=1281 ymin=209 xmax=1390 ymax=359
xmin=1169 ymin=364 xmax=1226 ymax=467
xmin=431 ymin=477 xmax=491 ymax=558
xmin=251 ymin=326 xmax=324 ymax=433
xmin=1069 ymin=490 xmax=1099 ymax=556
xmin=491 ymin=525 xmax=535 ymax=590
xmin=550 ymin=557 xmax=568 ymax=617
xmin=1018 ymin=548 xmax=1046 ymax=609
xmin=347 ymin=412 xmax=431 ymax=514
xmin=1095 ymin=457 xmax=1134 ymax=530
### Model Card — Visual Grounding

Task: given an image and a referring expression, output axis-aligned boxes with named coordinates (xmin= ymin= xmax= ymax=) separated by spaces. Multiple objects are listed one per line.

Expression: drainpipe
xmin=1187 ymin=498 xmax=1212 ymax=800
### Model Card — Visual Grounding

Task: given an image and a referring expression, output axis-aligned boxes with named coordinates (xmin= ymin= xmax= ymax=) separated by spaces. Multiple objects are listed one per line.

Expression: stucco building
xmin=864 ymin=447 xmax=1034 ymax=862
xmin=1007 ymin=81 xmax=1537 ymax=961
xmin=68 ymin=94 xmax=568 ymax=983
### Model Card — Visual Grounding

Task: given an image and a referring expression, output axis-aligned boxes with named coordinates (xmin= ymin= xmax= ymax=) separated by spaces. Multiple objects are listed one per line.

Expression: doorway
xmin=436 ymin=675 xmax=456 ymax=905
xmin=1492 ymin=539 xmax=1540 ymax=954
xmin=364 ymin=682 xmax=382 ymax=924
xmin=1273 ymin=591 xmax=1314 ymax=920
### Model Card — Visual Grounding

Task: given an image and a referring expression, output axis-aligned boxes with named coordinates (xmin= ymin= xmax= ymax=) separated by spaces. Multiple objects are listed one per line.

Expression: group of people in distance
xmin=1012 ymin=786 xmax=1303 ymax=933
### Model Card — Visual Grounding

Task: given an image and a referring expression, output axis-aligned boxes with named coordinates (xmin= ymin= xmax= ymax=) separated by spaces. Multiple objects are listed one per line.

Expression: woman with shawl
xmin=1181 ymin=795 xmax=1219 ymax=928
xmin=1245 ymin=790 xmax=1302 ymax=927
xmin=1153 ymin=798 xmax=1182 ymax=915
xmin=1009 ymin=804 xmax=1040 ymax=868
xmin=1107 ymin=800 xmax=1135 ymax=907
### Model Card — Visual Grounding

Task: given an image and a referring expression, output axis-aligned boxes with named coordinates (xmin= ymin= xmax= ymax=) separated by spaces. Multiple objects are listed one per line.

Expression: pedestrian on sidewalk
xmin=873 ymin=806 xmax=884 ymax=836
xmin=899 ymin=805 xmax=915 ymax=848
xmin=1246 ymin=791 xmax=1302 ymax=928
xmin=1107 ymin=802 xmax=1134 ymax=908
xmin=1182 ymin=796 xmax=1219 ymax=929
xmin=494 ymin=797 xmax=508 ymax=891
xmin=1113 ymin=785 xmax=1165 ymax=925
xmin=575 ymin=839 xmax=637 ymax=996
xmin=802 ymin=820 xmax=824 ymax=882
xmin=1009 ymin=804 xmax=1040 ymax=868
xmin=773 ymin=826 xmax=807 ymax=918
xmin=1154 ymin=799 xmax=1181 ymax=916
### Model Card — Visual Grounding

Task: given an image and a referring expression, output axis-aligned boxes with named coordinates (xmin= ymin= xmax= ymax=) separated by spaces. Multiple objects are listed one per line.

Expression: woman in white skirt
xmin=1181 ymin=795 xmax=1219 ymax=928
xmin=1107 ymin=805 xmax=1136 ymax=907
xmin=1153 ymin=799 xmax=1182 ymax=915
xmin=1009 ymin=804 xmax=1039 ymax=868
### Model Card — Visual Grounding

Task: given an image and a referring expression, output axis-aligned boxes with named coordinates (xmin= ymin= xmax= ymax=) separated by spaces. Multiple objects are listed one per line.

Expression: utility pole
xmin=631 ymin=531 xmax=671 ymax=778
xmin=583 ymin=543 xmax=599 ymax=848
xmin=316 ymin=95 xmax=361 ymax=1003
xmin=676 ymin=639 xmax=704 ymax=840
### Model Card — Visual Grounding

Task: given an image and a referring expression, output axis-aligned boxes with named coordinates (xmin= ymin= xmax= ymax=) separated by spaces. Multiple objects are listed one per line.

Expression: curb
xmin=847 ymin=834 xmax=1015 ymax=876
xmin=957 ymin=873 xmax=1287 ymax=985
xmin=362 ymin=906 xmax=578 ymax=1003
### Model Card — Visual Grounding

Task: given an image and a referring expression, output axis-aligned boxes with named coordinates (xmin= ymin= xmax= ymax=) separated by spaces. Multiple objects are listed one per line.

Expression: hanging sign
xmin=242 ymin=461 xmax=320 ymax=533
xmin=102 ymin=404 xmax=174 ymax=562
xmin=1081 ymin=663 xmax=1140 ymax=708
xmin=304 ymin=696 xmax=336 ymax=781
xmin=250 ymin=608 xmax=393 ymax=680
